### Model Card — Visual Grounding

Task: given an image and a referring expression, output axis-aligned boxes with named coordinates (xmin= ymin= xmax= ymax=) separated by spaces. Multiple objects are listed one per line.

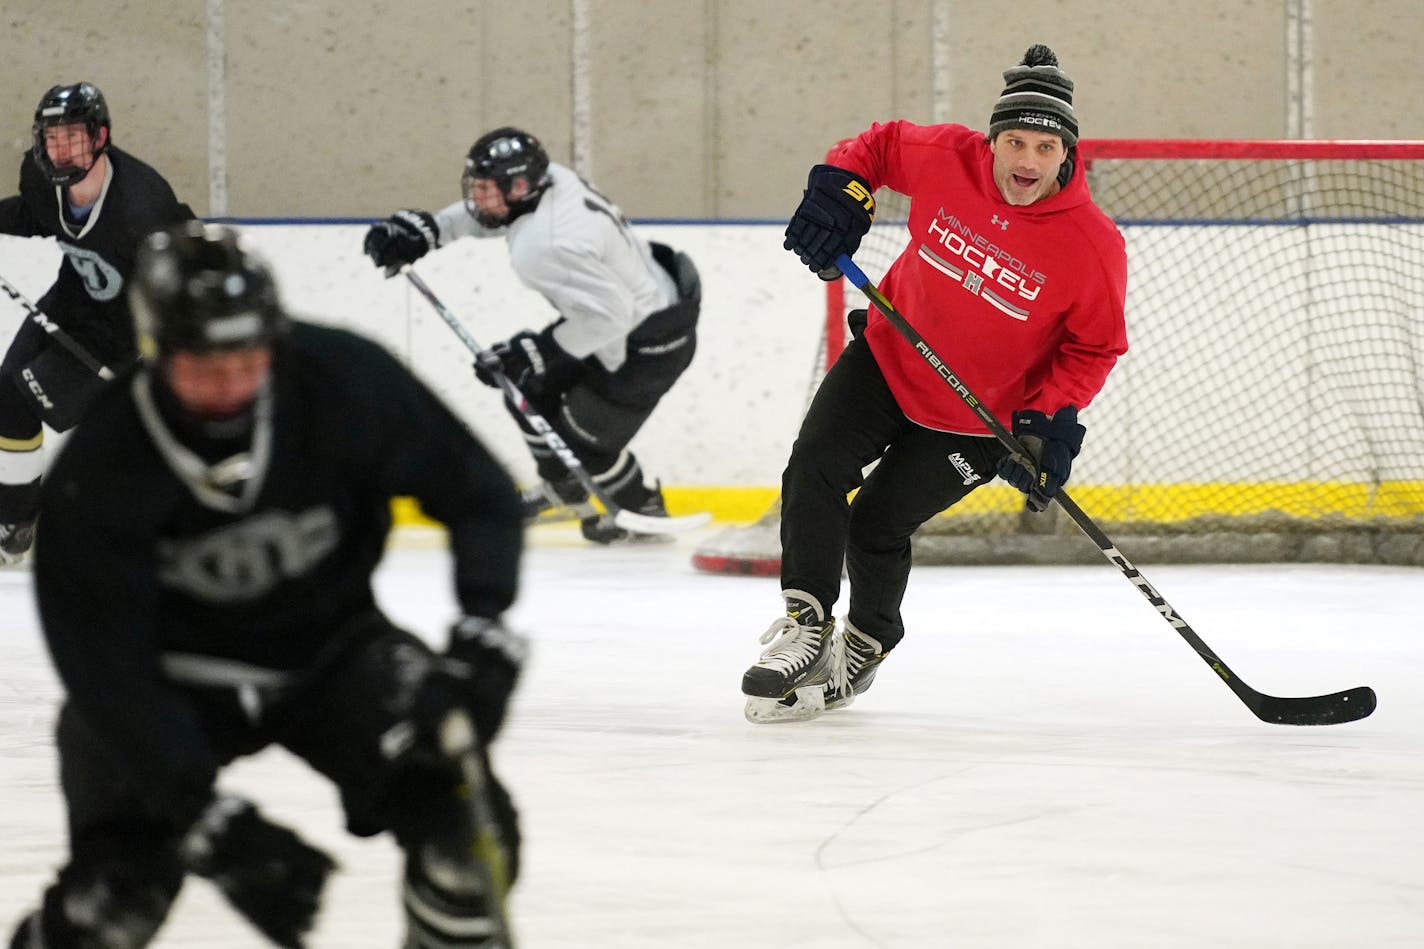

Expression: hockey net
xmin=693 ymin=139 xmax=1424 ymax=574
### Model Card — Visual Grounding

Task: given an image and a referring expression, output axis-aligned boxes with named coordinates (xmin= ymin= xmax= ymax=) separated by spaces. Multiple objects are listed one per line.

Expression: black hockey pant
xmin=0 ymin=298 xmax=128 ymax=524
xmin=19 ymin=614 xmax=519 ymax=948
xmin=513 ymin=249 xmax=699 ymax=485
xmin=780 ymin=335 xmax=1007 ymax=651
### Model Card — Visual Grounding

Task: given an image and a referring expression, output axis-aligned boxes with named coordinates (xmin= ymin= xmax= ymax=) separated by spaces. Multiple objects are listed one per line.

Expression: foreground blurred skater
xmin=0 ymin=82 xmax=193 ymax=563
xmin=364 ymin=127 xmax=701 ymax=543
xmin=11 ymin=222 xmax=526 ymax=947
xmin=743 ymin=45 xmax=1128 ymax=723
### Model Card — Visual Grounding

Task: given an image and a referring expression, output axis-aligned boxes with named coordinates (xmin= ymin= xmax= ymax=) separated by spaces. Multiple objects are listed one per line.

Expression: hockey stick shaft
xmin=0 ymin=272 xmax=115 ymax=380
xmin=439 ymin=709 xmax=517 ymax=947
xmin=402 ymin=267 xmax=708 ymax=536
xmin=835 ymin=254 xmax=1374 ymax=726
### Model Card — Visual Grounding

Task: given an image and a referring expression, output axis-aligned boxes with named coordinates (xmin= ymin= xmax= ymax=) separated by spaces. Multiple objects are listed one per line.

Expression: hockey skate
xmin=824 ymin=620 xmax=887 ymax=711
xmin=579 ymin=480 xmax=675 ymax=545
xmin=742 ymin=591 xmax=843 ymax=724
xmin=0 ymin=520 xmax=35 ymax=567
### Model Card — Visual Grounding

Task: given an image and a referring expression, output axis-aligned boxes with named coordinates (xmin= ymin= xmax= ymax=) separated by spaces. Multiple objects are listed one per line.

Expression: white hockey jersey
xmin=434 ymin=162 xmax=678 ymax=372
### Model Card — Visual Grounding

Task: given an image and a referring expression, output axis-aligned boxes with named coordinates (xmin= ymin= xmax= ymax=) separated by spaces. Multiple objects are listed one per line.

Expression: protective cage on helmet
xmin=460 ymin=127 xmax=551 ymax=207
xmin=130 ymin=222 xmax=290 ymax=360
xmin=31 ymin=82 xmax=111 ymax=186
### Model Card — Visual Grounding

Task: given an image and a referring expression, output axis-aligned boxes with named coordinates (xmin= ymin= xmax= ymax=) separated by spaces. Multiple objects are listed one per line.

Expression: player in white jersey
xmin=365 ymin=127 xmax=701 ymax=543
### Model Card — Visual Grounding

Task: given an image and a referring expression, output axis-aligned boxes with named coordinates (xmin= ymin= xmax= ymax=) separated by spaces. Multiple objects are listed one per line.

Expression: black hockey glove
xmin=473 ymin=327 xmax=581 ymax=398
xmin=363 ymin=209 xmax=438 ymax=276
xmin=182 ymin=795 xmax=337 ymax=949
xmin=410 ymin=617 xmax=528 ymax=748
xmin=996 ymin=406 xmax=1087 ymax=513
xmin=783 ymin=164 xmax=876 ymax=279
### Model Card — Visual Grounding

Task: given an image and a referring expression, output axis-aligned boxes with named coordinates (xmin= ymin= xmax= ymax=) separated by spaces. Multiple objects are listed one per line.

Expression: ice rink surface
xmin=2 ymin=524 xmax=1421 ymax=948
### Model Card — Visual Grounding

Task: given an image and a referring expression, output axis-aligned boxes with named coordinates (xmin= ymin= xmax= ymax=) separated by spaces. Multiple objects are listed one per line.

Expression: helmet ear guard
xmin=31 ymin=82 xmax=112 ymax=186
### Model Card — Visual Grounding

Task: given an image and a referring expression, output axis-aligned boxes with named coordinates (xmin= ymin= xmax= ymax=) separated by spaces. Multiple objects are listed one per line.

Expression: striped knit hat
xmin=987 ymin=44 xmax=1078 ymax=147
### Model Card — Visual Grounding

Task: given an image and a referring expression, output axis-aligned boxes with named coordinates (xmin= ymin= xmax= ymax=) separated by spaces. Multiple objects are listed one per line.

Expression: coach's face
xmin=990 ymin=129 xmax=1066 ymax=206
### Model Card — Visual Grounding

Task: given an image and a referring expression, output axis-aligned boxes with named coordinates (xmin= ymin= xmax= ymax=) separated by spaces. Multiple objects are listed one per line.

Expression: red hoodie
xmin=830 ymin=121 xmax=1128 ymax=434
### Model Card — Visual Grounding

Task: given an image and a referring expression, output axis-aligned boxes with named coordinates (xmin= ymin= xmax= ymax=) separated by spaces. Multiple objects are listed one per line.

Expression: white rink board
xmin=3 ymin=222 xmax=1420 ymax=489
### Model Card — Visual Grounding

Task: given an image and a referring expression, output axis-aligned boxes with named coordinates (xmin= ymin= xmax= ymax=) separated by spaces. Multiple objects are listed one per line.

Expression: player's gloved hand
xmin=996 ymin=406 xmax=1086 ymax=513
xmin=363 ymin=209 xmax=438 ymax=276
xmin=472 ymin=327 xmax=580 ymax=397
xmin=182 ymin=795 xmax=337 ymax=949
xmin=783 ymin=164 xmax=876 ymax=280
xmin=410 ymin=616 xmax=528 ymax=748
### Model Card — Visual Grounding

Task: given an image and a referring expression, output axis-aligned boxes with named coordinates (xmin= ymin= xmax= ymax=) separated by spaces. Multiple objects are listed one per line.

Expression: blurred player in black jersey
xmin=10 ymin=222 xmax=527 ymax=949
xmin=0 ymin=82 xmax=194 ymax=564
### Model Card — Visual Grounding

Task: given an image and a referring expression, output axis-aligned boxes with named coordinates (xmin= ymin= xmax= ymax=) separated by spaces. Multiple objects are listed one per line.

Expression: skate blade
xmin=744 ymin=686 xmax=826 ymax=724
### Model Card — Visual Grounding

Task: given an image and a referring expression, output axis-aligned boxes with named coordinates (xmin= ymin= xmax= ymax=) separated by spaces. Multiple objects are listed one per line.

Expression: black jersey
xmin=0 ymin=146 xmax=194 ymax=361
xmin=33 ymin=322 xmax=523 ymax=795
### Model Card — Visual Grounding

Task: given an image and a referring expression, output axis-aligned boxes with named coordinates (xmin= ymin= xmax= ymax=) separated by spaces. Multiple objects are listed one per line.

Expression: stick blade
xmin=1249 ymin=686 xmax=1376 ymax=726
xmin=611 ymin=509 xmax=711 ymax=535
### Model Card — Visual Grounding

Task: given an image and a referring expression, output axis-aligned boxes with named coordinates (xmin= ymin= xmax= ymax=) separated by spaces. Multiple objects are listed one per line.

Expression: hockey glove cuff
xmin=363 ymin=209 xmax=439 ymax=276
xmin=996 ymin=406 xmax=1086 ymax=513
xmin=182 ymin=794 xmax=337 ymax=949
xmin=783 ymin=164 xmax=876 ymax=278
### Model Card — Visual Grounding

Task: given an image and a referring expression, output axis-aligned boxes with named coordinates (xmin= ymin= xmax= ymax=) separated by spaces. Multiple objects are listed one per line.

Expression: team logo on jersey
xmin=948 ymin=452 xmax=981 ymax=486
xmin=919 ymin=209 xmax=1046 ymax=321
xmin=56 ymin=241 xmax=123 ymax=302
xmin=158 ymin=506 xmax=339 ymax=602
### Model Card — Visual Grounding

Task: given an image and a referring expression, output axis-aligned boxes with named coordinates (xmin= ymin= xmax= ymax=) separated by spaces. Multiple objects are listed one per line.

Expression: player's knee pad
xmin=26 ymin=843 xmax=183 ymax=949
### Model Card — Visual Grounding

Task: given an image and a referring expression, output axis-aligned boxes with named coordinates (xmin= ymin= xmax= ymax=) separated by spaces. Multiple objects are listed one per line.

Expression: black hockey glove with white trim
xmin=473 ymin=327 xmax=582 ymax=397
xmin=996 ymin=406 xmax=1086 ymax=513
xmin=783 ymin=164 xmax=876 ymax=279
xmin=182 ymin=795 xmax=337 ymax=949
xmin=363 ymin=209 xmax=438 ymax=275
xmin=410 ymin=617 xmax=528 ymax=748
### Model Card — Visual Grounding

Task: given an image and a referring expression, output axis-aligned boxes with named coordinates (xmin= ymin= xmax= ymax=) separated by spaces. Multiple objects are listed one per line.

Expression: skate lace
xmin=757 ymin=617 xmax=825 ymax=674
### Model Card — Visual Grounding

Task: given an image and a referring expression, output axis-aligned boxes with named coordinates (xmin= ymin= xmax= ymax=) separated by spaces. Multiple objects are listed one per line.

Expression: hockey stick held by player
xmin=403 ymin=266 xmax=710 ymax=539
xmin=9 ymin=222 xmax=529 ymax=948
xmin=364 ymin=126 xmax=707 ymax=544
xmin=837 ymin=252 xmax=1376 ymax=726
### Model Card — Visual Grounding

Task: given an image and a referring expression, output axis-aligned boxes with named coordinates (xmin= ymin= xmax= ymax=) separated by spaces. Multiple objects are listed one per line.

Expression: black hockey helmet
xmin=31 ymin=82 xmax=111 ymax=186
xmin=461 ymin=127 xmax=551 ymax=222
xmin=130 ymin=221 xmax=289 ymax=361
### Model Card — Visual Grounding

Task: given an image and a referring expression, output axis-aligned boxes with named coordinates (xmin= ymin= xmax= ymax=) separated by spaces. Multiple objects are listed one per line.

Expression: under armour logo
xmin=990 ymin=214 xmax=1009 ymax=230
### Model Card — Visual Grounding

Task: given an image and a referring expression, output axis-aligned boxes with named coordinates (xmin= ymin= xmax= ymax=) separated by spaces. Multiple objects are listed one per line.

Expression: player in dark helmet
xmin=364 ymin=126 xmax=705 ymax=544
xmin=10 ymin=220 xmax=528 ymax=948
xmin=0 ymin=81 xmax=194 ymax=564
xmin=31 ymin=82 xmax=112 ymax=186
xmin=461 ymin=126 xmax=552 ymax=227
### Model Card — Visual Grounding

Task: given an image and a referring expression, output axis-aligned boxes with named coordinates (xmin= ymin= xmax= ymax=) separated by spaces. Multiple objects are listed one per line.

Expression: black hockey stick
xmin=438 ymin=708 xmax=518 ymax=948
xmin=0 ymin=271 xmax=115 ymax=380
xmin=402 ymin=267 xmax=710 ymax=536
xmin=835 ymin=254 xmax=1375 ymax=726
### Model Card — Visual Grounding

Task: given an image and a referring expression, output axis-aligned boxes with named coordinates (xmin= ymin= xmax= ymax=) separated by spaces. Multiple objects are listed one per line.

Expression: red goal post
xmin=693 ymin=138 xmax=1424 ymax=575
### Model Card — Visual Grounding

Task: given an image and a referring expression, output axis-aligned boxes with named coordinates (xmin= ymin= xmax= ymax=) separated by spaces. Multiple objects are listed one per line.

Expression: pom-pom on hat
xmin=987 ymin=44 xmax=1078 ymax=147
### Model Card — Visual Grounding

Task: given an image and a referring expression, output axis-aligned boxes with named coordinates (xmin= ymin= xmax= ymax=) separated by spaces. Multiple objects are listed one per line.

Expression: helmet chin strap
xmin=133 ymin=368 xmax=274 ymax=513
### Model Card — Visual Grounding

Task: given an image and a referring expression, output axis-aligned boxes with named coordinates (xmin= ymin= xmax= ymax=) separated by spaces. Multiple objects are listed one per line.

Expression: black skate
xmin=0 ymin=520 xmax=35 ymax=567
xmin=824 ymin=620 xmax=887 ymax=711
xmin=580 ymin=480 xmax=674 ymax=545
xmin=742 ymin=591 xmax=841 ymax=724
